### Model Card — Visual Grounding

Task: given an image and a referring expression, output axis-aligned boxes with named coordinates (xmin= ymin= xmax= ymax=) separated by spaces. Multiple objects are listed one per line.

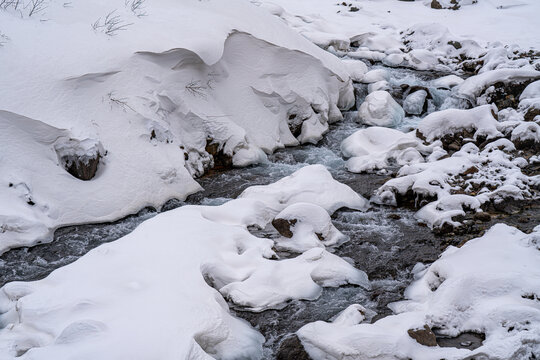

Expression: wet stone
xmin=276 ymin=335 xmax=312 ymax=360
xmin=408 ymin=325 xmax=437 ymax=347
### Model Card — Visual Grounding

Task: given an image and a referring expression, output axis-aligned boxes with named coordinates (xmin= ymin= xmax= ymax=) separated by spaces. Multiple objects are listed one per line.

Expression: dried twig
xmin=27 ymin=0 xmax=46 ymax=17
xmin=185 ymin=80 xmax=208 ymax=99
xmin=92 ymin=10 xmax=133 ymax=36
xmin=105 ymin=91 xmax=135 ymax=112
xmin=125 ymin=0 xmax=146 ymax=17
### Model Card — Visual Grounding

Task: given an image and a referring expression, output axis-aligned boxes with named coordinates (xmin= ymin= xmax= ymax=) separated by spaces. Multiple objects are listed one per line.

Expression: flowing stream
xmin=1 ymin=63 xmax=536 ymax=358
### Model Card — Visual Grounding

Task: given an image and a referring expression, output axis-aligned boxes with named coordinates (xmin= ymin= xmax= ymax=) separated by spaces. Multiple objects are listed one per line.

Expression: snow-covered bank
xmin=0 ymin=0 xmax=356 ymax=253
xmin=297 ymin=224 xmax=540 ymax=359
xmin=0 ymin=165 xmax=368 ymax=359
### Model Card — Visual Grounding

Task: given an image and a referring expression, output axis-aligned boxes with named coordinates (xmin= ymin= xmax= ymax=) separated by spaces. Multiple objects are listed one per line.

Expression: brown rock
xmin=473 ymin=212 xmax=491 ymax=222
xmin=272 ymin=218 xmax=298 ymax=238
xmin=462 ymin=166 xmax=479 ymax=175
xmin=61 ymin=154 xmax=101 ymax=181
xmin=430 ymin=0 xmax=443 ymax=9
xmin=408 ymin=325 xmax=437 ymax=347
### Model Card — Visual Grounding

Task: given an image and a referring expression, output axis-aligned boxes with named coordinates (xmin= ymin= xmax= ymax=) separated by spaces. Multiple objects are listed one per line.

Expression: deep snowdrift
xmin=0 ymin=0 xmax=355 ymax=253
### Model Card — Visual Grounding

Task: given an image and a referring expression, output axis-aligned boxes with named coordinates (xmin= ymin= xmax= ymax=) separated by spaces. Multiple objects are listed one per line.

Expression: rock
xmin=276 ymin=335 xmax=312 ymax=360
xmin=382 ymin=53 xmax=404 ymax=67
xmin=54 ymin=138 xmax=104 ymax=181
xmin=361 ymin=69 xmax=389 ymax=84
xmin=462 ymin=166 xmax=479 ymax=175
xmin=430 ymin=0 xmax=443 ymax=9
xmin=408 ymin=325 xmax=437 ymax=346
xmin=524 ymin=105 xmax=540 ymax=122
xmin=485 ymin=81 xmax=535 ymax=110
xmin=272 ymin=218 xmax=297 ymax=238
xmin=286 ymin=113 xmax=303 ymax=137
xmin=403 ymin=90 xmax=428 ymax=115
xmin=357 ymin=90 xmax=405 ymax=127
xmin=205 ymin=139 xmax=233 ymax=170
xmin=473 ymin=212 xmax=491 ymax=222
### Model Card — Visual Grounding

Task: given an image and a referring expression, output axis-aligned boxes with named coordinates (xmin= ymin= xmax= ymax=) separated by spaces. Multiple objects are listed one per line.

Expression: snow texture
xmin=0 ymin=165 xmax=369 ymax=358
xmin=298 ymin=224 xmax=540 ymax=360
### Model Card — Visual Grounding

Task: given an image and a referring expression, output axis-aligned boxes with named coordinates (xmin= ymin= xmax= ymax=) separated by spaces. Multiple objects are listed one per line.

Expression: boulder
xmin=357 ymin=90 xmax=405 ymax=127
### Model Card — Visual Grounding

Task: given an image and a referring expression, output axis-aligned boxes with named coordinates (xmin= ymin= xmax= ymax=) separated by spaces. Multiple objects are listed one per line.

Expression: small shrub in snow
xmin=0 ymin=0 xmax=46 ymax=17
xmin=184 ymin=79 xmax=208 ymax=99
xmin=91 ymin=10 xmax=133 ymax=36
xmin=104 ymin=91 xmax=135 ymax=112
xmin=125 ymin=0 xmax=146 ymax=17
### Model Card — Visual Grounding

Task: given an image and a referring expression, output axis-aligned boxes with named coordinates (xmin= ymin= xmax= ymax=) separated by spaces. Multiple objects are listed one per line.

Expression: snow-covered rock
xmin=272 ymin=202 xmax=347 ymax=253
xmin=357 ymin=91 xmax=405 ymax=128
xmin=298 ymin=224 xmax=540 ymax=360
xmin=403 ymin=90 xmax=428 ymax=115
xmin=416 ymin=104 xmax=501 ymax=143
xmin=361 ymin=69 xmax=389 ymax=84
xmin=431 ymin=75 xmax=464 ymax=89
xmin=457 ymin=68 xmax=540 ymax=100
xmin=341 ymin=127 xmax=431 ymax=173
xmin=239 ymin=164 xmax=370 ymax=214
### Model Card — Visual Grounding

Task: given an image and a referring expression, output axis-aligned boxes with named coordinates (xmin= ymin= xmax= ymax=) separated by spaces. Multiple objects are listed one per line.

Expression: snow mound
xmin=298 ymin=224 xmax=540 ymax=360
xmin=0 ymin=165 xmax=369 ymax=358
xmin=357 ymin=91 xmax=405 ymax=128
xmin=239 ymin=164 xmax=370 ymax=213
xmin=416 ymin=104 xmax=501 ymax=143
xmin=341 ymin=127 xmax=432 ymax=173
xmin=272 ymin=202 xmax=347 ymax=253
xmin=457 ymin=68 xmax=540 ymax=100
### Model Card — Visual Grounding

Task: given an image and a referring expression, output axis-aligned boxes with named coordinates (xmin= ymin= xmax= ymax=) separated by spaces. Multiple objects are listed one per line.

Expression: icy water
xmin=1 ymin=64 xmax=536 ymax=358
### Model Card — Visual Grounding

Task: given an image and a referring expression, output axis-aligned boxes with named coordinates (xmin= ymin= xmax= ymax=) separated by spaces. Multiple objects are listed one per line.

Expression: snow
xmin=403 ymin=90 xmax=428 ymax=116
xmin=341 ymin=127 xmax=431 ymax=173
xmin=298 ymin=224 xmax=540 ymax=360
xmin=0 ymin=0 xmax=356 ymax=253
xmin=457 ymin=68 xmax=540 ymax=99
xmin=272 ymin=202 xmax=347 ymax=253
xmin=416 ymin=104 xmax=501 ymax=143
xmin=431 ymin=75 xmax=464 ymax=90
xmin=239 ymin=164 xmax=370 ymax=214
xmin=0 ymin=165 xmax=369 ymax=358
xmin=357 ymin=91 xmax=405 ymax=128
